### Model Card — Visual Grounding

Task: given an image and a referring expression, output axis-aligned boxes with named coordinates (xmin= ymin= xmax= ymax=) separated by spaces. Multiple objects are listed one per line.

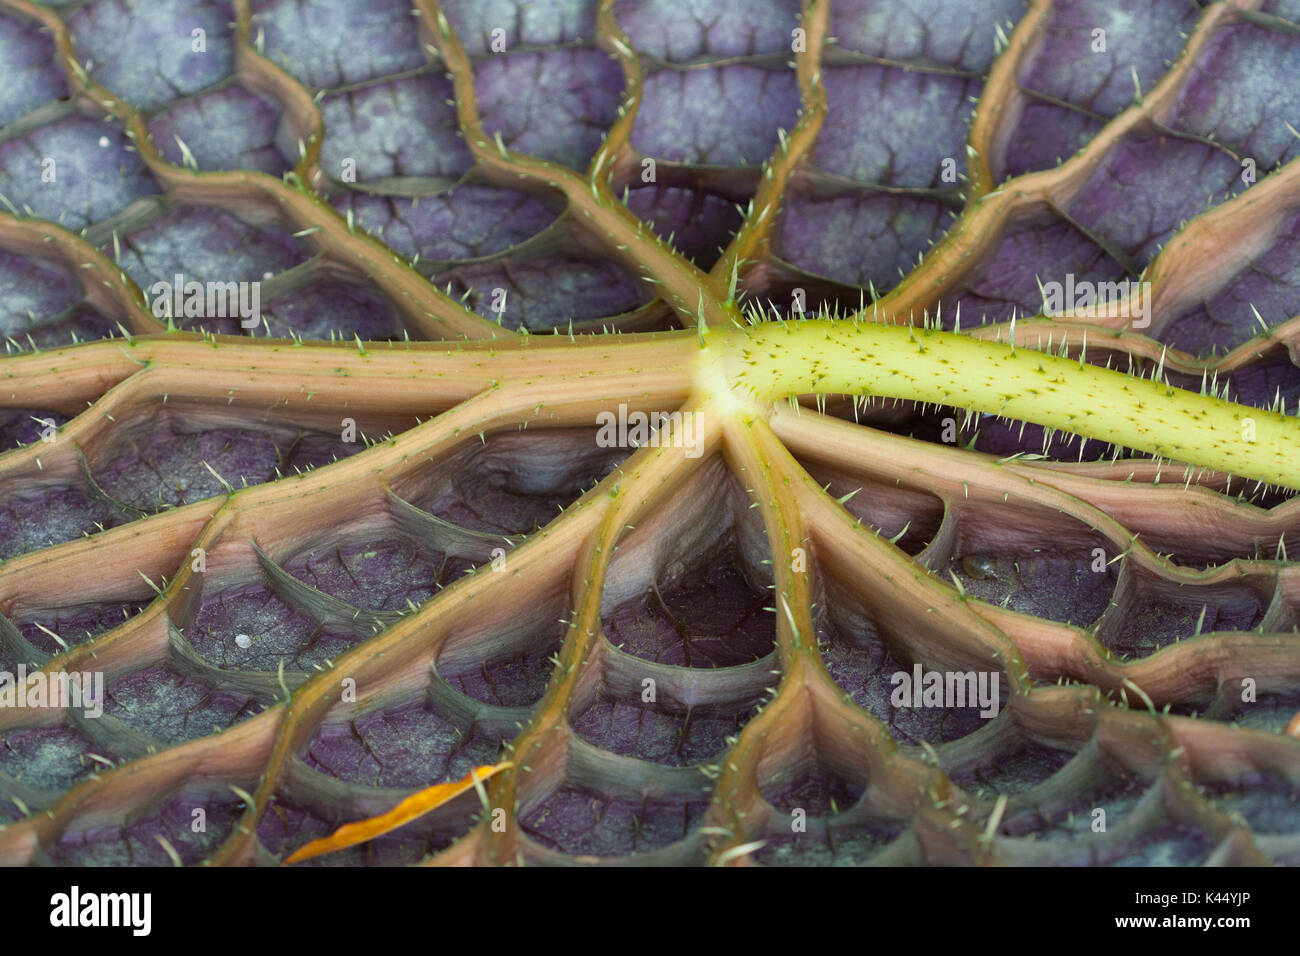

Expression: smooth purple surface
xmin=604 ymin=547 xmax=776 ymax=668
xmin=0 ymin=724 xmax=107 ymax=792
xmin=320 ymin=74 xmax=471 ymax=183
xmin=304 ymin=701 xmax=503 ymax=788
xmin=150 ymin=86 xmax=291 ymax=176
xmin=624 ymin=185 xmax=743 ymax=268
xmin=0 ymin=117 xmax=159 ymax=230
xmin=1160 ymin=210 xmax=1300 ymax=354
xmin=283 ymin=537 xmax=475 ymax=613
xmin=0 ymin=484 xmax=123 ymax=560
xmin=111 ymin=205 xmax=309 ymax=295
xmin=0 ymin=12 xmax=68 ymax=127
xmin=93 ymin=417 xmax=357 ymax=511
xmin=333 ymin=187 xmax=560 ymax=262
xmin=252 ymin=0 xmax=427 ymax=88
xmin=521 ymin=784 xmax=710 ymax=855
xmin=188 ymin=582 xmax=360 ymax=671
xmin=634 ymin=65 xmax=800 ymax=167
xmin=103 ymin=664 xmax=265 ymax=743
xmin=570 ymin=693 xmax=759 ymax=766
xmin=68 ymin=0 xmax=235 ymax=110
xmin=476 ymin=49 xmax=623 ymax=170
xmin=262 ymin=278 xmax=407 ymax=341
xmin=50 ymin=792 xmax=242 ymax=865
xmin=19 ymin=600 xmax=147 ymax=654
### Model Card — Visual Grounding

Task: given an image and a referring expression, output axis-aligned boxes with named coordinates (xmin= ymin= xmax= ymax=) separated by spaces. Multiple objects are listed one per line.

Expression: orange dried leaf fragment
xmin=284 ymin=762 xmax=512 ymax=864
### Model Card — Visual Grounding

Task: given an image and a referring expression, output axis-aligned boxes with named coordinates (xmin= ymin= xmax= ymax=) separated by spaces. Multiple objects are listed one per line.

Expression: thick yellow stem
xmin=707 ymin=320 xmax=1300 ymax=490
